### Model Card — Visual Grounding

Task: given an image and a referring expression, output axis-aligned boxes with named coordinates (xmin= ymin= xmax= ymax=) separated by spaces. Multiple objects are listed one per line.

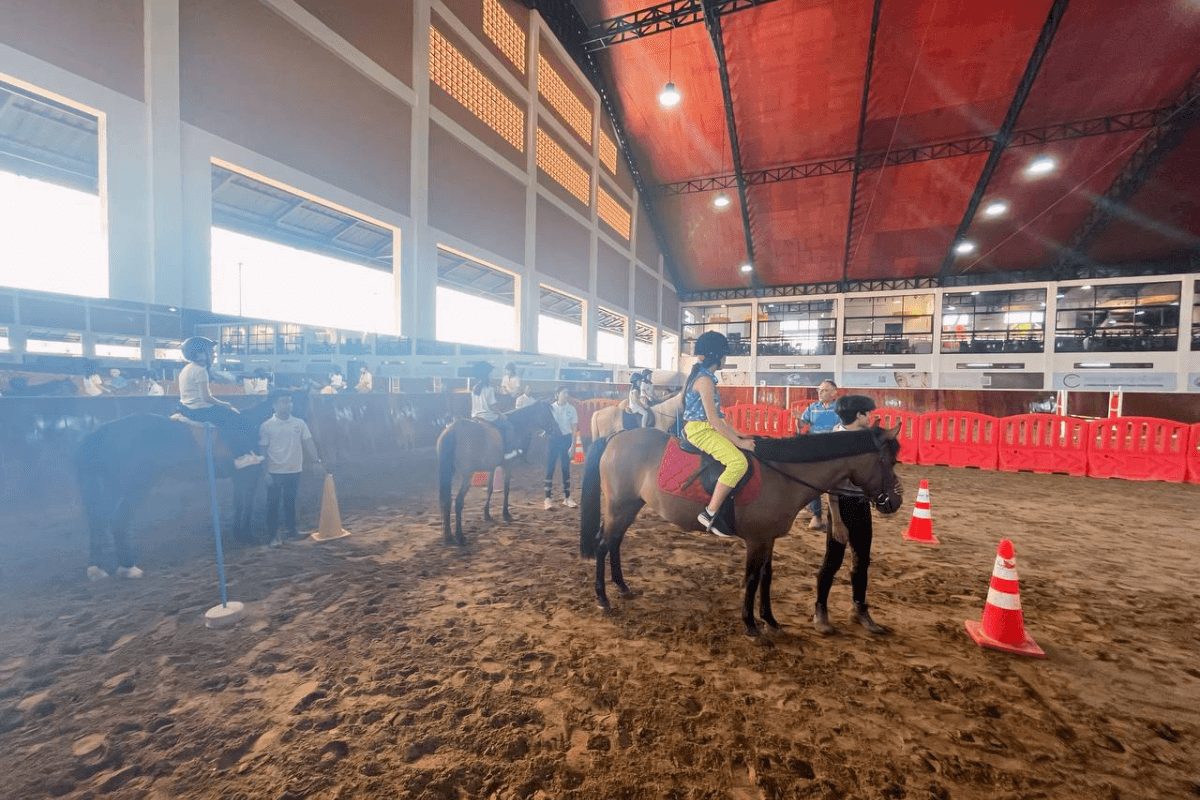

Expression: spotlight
xmin=1081 ymin=285 xmax=1092 ymax=290
xmin=1025 ymin=156 xmax=1056 ymax=176
xmin=713 ymin=192 xmax=731 ymax=209
xmin=658 ymin=81 xmax=681 ymax=108
xmin=739 ymin=263 xmax=753 ymax=274
xmin=983 ymin=200 xmax=1009 ymax=218
xmin=955 ymin=241 xmax=977 ymax=255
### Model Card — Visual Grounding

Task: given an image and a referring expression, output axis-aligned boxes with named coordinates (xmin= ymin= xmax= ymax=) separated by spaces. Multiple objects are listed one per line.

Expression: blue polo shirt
xmin=799 ymin=401 xmax=839 ymax=433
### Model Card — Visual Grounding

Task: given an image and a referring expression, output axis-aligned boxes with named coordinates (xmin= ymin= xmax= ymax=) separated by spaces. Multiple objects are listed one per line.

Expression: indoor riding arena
xmin=0 ymin=1 xmax=1197 ymax=799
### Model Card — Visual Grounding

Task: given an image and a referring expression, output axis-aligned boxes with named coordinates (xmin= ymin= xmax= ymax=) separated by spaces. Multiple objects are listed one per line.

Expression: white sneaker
xmin=234 ymin=453 xmax=265 ymax=469
xmin=86 ymin=565 xmax=109 ymax=581
xmin=562 ymin=497 xmax=578 ymax=508
xmin=543 ymin=497 xmax=553 ymax=510
xmin=116 ymin=565 xmax=144 ymax=579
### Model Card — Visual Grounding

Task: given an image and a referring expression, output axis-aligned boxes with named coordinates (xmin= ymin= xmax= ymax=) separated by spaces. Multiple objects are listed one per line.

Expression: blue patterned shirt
xmin=799 ymin=401 xmax=839 ymax=433
xmin=683 ymin=367 xmax=724 ymax=422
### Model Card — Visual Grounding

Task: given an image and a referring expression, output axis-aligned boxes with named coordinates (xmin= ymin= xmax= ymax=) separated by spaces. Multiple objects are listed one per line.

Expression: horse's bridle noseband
xmin=760 ymin=434 xmax=901 ymax=511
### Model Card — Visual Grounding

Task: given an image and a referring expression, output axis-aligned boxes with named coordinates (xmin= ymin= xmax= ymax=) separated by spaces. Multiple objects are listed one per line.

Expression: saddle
xmin=619 ymin=399 xmax=654 ymax=430
xmin=657 ymin=437 xmax=762 ymax=536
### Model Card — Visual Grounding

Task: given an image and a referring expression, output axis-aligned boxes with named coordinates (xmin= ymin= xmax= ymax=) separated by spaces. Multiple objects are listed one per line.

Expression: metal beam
xmin=701 ymin=0 xmax=756 ymax=282
xmin=1054 ymin=69 xmax=1200 ymax=276
xmin=937 ymin=0 xmax=1069 ymax=280
xmin=581 ymin=0 xmax=778 ymax=52
xmin=841 ymin=0 xmax=883 ymax=287
xmin=524 ymin=0 xmax=685 ymax=287
xmin=652 ymin=107 xmax=1168 ymax=195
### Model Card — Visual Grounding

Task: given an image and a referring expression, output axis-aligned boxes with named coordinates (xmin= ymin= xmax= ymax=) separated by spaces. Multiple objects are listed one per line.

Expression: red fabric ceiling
xmin=584 ymin=0 xmax=1200 ymax=291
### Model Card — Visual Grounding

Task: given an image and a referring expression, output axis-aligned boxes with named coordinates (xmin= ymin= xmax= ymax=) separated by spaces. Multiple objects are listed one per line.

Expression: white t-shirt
xmin=329 ymin=373 xmax=346 ymax=390
xmin=147 ymin=381 xmax=165 ymax=396
xmin=258 ymin=415 xmax=313 ymax=474
xmin=243 ymin=377 xmax=269 ymax=395
xmin=550 ymin=400 xmax=578 ymax=435
xmin=514 ymin=393 xmax=536 ymax=409
xmin=472 ymin=385 xmax=500 ymax=421
xmin=357 ymin=372 xmax=373 ymax=392
xmin=83 ymin=375 xmax=105 ymax=396
xmin=178 ymin=363 xmax=212 ymax=409
xmin=500 ymin=374 xmax=521 ymax=395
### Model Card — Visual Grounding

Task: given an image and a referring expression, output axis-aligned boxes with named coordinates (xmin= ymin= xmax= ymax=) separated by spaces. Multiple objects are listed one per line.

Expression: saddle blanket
xmin=656 ymin=437 xmax=762 ymax=506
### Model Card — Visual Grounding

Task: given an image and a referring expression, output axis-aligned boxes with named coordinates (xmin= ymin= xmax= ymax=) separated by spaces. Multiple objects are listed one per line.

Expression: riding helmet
xmin=181 ymin=336 xmax=218 ymax=363
xmin=693 ymin=331 xmax=731 ymax=359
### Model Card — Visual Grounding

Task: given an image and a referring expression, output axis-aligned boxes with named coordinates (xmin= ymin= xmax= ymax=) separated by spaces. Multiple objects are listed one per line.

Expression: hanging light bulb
xmin=713 ymin=192 xmax=731 ymax=209
xmin=659 ymin=81 xmax=681 ymax=108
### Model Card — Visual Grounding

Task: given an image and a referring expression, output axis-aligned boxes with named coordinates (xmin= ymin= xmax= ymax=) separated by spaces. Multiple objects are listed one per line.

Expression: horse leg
xmin=597 ymin=501 xmax=641 ymax=609
xmin=483 ymin=469 xmax=495 ymax=524
xmin=502 ymin=469 xmax=513 ymax=523
xmin=454 ymin=476 xmax=471 ymax=546
xmin=607 ymin=504 xmax=644 ymax=598
xmin=758 ymin=547 xmax=781 ymax=630
xmin=741 ymin=541 xmax=773 ymax=637
xmin=594 ymin=538 xmax=611 ymax=613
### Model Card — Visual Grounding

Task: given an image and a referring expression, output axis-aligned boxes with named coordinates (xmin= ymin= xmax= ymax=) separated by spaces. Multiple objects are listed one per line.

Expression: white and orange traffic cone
xmin=310 ymin=474 xmax=351 ymax=542
xmin=964 ymin=539 xmax=1044 ymax=658
xmin=903 ymin=479 xmax=939 ymax=545
xmin=471 ymin=471 xmax=490 ymax=487
xmin=572 ymin=432 xmax=585 ymax=464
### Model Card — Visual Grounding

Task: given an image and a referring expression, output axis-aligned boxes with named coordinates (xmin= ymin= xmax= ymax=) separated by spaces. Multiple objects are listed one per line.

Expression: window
xmin=1191 ymin=280 xmax=1199 ymax=351
xmin=153 ymin=340 xmax=183 ymax=362
xmin=1054 ymin=281 xmax=1180 ymax=353
xmin=757 ymin=300 xmax=835 ymax=356
xmin=597 ymin=187 xmax=631 ymax=240
xmin=431 ymin=27 xmax=525 ymax=151
xmin=436 ymin=247 xmax=517 ymax=350
xmin=842 ymin=294 xmax=934 ymax=355
xmin=634 ymin=322 xmax=656 ymax=368
xmin=483 ymin=0 xmax=526 ymax=74
xmin=0 ymin=326 xmax=9 ymax=352
xmin=941 ymin=289 xmax=1045 ymax=354
xmin=210 ymin=166 xmax=396 ymax=333
xmin=94 ymin=336 xmax=141 ymax=360
xmin=597 ymin=307 xmax=627 ymax=365
xmin=277 ymin=323 xmax=303 ymax=354
xmin=0 ymin=82 xmax=106 ymax=298
xmin=537 ymin=55 xmax=592 ymax=146
xmin=682 ymin=304 xmax=751 ymax=356
xmin=538 ymin=285 xmax=584 ymax=358
xmin=599 ymin=130 xmax=618 ymax=175
xmin=660 ymin=332 xmax=679 ymax=372
xmin=536 ymin=127 xmax=590 ymax=206
xmin=25 ymin=330 xmax=82 ymax=356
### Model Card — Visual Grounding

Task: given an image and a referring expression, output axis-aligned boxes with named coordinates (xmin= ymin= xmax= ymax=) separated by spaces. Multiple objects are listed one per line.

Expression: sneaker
xmin=697 ymin=509 xmax=734 ymax=538
xmin=234 ymin=453 xmax=265 ymax=469
xmin=808 ymin=516 xmax=827 ymax=531
xmin=563 ymin=497 xmax=578 ymax=509
xmin=543 ymin=497 xmax=554 ymax=510
xmin=115 ymin=565 xmax=144 ymax=579
xmin=86 ymin=565 xmax=109 ymax=581
xmin=504 ymin=449 xmax=522 ymax=461
xmin=268 ymin=536 xmax=283 ymax=548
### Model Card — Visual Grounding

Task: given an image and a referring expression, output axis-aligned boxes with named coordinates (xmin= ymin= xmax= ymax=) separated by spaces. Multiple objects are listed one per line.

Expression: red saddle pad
xmin=656 ymin=438 xmax=762 ymax=506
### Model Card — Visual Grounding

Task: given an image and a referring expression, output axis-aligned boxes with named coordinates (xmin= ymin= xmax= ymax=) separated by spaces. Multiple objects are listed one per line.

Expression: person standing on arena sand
xmin=176 ymin=336 xmax=263 ymax=469
xmin=813 ymin=394 xmax=889 ymax=636
xmin=682 ymin=331 xmax=756 ymax=538
xmin=259 ymin=392 xmax=324 ymax=547
xmin=471 ymin=362 xmax=521 ymax=461
xmin=543 ymin=386 xmax=579 ymax=510
xmin=793 ymin=379 xmax=840 ymax=530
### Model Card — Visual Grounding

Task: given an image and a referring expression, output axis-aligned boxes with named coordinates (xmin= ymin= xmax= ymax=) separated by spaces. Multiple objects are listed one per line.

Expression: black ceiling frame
xmin=936 ymin=0 xmax=1070 ymax=281
xmin=701 ymin=0 xmax=757 ymax=288
xmin=524 ymin=0 xmax=685 ymax=289
xmin=840 ymin=0 xmax=884 ymax=288
xmin=581 ymin=0 xmax=777 ymax=52
xmin=653 ymin=106 xmax=1171 ymax=196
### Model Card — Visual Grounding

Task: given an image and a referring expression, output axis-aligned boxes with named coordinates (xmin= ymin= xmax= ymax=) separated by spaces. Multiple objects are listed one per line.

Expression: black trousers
xmin=815 ymin=494 xmax=873 ymax=606
xmin=178 ymin=403 xmax=254 ymax=455
xmin=544 ymin=432 xmax=572 ymax=498
xmin=265 ymin=472 xmax=301 ymax=537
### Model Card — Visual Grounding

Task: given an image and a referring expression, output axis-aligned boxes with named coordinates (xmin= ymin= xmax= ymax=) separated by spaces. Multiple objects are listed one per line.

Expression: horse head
xmin=846 ymin=423 xmax=904 ymax=514
xmin=508 ymin=400 xmax=559 ymax=437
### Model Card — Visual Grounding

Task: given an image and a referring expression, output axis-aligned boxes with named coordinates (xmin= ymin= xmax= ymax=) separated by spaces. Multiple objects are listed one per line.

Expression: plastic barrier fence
xmin=869 ymin=409 xmax=922 ymax=464
xmin=724 ymin=403 xmax=796 ymax=437
xmin=919 ymin=411 xmax=999 ymax=470
xmin=1088 ymin=416 xmax=1189 ymax=482
xmin=1188 ymin=423 xmax=1200 ymax=485
xmin=997 ymin=414 xmax=1092 ymax=477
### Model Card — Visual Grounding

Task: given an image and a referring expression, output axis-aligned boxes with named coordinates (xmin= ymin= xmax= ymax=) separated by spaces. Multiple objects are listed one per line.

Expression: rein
xmin=757 ymin=436 xmax=898 ymax=508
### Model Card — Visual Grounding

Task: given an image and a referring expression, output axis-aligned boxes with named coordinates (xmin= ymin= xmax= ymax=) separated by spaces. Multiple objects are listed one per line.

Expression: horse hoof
xmin=743 ymin=624 xmax=760 ymax=638
xmin=86 ymin=565 xmax=109 ymax=581
xmin=456 ymin=537 xmax=467 ymax=548
xmin=762 ymin=616 xmax=781 ymax=630
xmin=502 ymin=515 xmax=514 ymax=524
xmin=482 ymin=515 xmax=494 ymax=524
xmin=617 ymin=586 xmax=640 ymax=599
xmin=116 ymin=566 xmax=144 ymax=579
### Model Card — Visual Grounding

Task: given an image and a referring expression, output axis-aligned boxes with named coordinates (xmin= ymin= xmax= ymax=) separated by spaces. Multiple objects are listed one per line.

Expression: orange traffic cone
xmin=310 ymin=474 xmax=351 ymax=542
xmin=572 ymin=432 xmax=585 ymax=464
xmin=471 ymin=471 xmax=490 ymax=487
xmin=964 ymin=539 xmax=1044 ymax=657
xmin=903 ymin=479 xmax=939 ymax=545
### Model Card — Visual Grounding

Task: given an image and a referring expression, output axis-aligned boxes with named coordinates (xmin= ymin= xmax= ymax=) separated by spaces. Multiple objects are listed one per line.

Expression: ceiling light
xmin=983 ymin=200 xmax=1009 ymax=218
xmin=970 ymin=291 xmax=980 ymax=296
xmin=1025 ymin=156 xmax=1057 ymax=176
xmin=946 ymin=305 xmax=956 ymax=311
xmin=713 ymin=192 xmax=731 ymax=209
xmin=955 ymin=241 xmax=977 ymax=255
xmin=739 ymin=263 xmax=753 ymax=274
xmin=1081 ymin=284 xmax=1092 ymax=290
xmin=658 ymin=81 xmax=681 ymax=108
xmin=1056 ymin=293 xmax=1065 ymax=299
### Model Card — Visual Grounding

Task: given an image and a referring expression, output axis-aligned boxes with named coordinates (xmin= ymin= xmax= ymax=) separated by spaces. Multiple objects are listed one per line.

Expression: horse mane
xmin=753 ymin=428 xmax=880 ymax=463
xmin=505 ymin=399 xmax=550 ymax=423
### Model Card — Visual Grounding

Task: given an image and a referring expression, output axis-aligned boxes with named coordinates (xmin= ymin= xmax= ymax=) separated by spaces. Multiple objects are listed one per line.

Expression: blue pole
xmin=204 ymin=424 xmax=229 ymax=608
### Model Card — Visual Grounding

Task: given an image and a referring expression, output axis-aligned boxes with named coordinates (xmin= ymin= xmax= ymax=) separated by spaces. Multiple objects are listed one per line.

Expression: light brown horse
xmin=587 ymin=392 xmax=683 ymax=446
xmin=437 ymin=401 xmax=559 ymax=546
xmin=579 ymin=426 xmax=903 ymax=636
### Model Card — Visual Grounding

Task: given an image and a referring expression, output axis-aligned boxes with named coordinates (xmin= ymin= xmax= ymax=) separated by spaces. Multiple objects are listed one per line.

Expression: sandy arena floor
xmin=0 ymin=454 xmax=1197 ymax=799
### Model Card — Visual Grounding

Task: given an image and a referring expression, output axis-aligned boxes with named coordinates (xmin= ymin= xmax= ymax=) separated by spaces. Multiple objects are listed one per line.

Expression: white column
xmin=404 ymin=0 xmax=436 ymax=340
xmin=143 ymin=0 xmax=183 ymax=306
xmin=520 ymin=22 xmax=539 ymax=354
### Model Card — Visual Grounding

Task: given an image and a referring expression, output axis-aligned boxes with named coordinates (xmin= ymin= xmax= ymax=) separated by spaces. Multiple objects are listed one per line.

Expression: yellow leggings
xmin=684 ymin=421 xmax=749 ymax=488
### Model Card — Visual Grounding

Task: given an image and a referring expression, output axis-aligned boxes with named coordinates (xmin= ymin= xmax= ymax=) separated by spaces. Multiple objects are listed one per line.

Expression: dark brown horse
xmin=579 ymin=426 xmax=903 ymax=636
xmin=437 ymin=401 xmax=559 ymax=545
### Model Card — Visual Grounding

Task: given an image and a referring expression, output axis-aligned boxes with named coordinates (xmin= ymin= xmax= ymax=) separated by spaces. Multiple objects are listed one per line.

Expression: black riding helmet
xmin=181 ymin=336 xmax=217 ymax=363
xmin=471 ymin=361 xmax=495 ymax=381
xmin=693 ymin=330 xmax=731 ymax=359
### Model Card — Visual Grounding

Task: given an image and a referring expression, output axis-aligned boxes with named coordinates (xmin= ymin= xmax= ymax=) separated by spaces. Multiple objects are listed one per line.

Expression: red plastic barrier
xmin=919 ymin=411 xmax=998 ymax=469
xmin=1188 ymin=424 xmax=1200 ymax=485
xmin=725 ymin=403 xmax=796 ymax=437
xmin=869 ymin=409 xmax=921 ymax=464
xmin=1088 ymin=416 xmax=1188 ymax=482
xmin=997 ymin=414 xmax=1092 ymax=477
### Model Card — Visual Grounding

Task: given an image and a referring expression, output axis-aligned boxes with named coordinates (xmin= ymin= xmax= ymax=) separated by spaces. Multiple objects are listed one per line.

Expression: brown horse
xmin=437 ymin=401 xmax=559 ymax=545
xmin=579 ymin=426 xmax=903 ymax=636
xmin=587 ymin=392 xmax=683 ymax=446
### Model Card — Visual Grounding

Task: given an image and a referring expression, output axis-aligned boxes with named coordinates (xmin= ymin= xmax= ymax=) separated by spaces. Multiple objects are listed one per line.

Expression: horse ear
xmin=884 ymin=422 xmax=901 ymax=440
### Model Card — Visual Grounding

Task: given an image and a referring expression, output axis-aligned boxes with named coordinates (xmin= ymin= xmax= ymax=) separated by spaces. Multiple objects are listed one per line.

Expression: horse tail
xmin=579 ymin=435 xmax=609 ymax=558
xmin=436 ymin=425 xmax=457 ymax=521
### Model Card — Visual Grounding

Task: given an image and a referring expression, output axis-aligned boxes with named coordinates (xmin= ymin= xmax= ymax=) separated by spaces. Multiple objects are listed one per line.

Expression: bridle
xmin=759 ymin=433 xmax=901 ymax=511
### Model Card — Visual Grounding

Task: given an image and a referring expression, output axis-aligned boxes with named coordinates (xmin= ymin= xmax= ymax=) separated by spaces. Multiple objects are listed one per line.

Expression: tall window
xmin=0 ymin=82 xmax=106 ymax=298
xmin=1054 ymin=281 xmax=1180 ymax=353
xmin=757 ymin=300 xmax=835 ymax=355
xmin=435 ymin=247 xmax=517 ymax=350
xmin=210 ymin=166 xmax=396 ymax=333
xmin=941 ymin=289 xmax=1045 ymax=354
xmin=1192 ymin=280 xmax=1199 ymax=351
xmin=634 ymin=321 xmax=656 ymax=368
xmin=843 ymin=294 xmax=934 ymax=355
xmin=538 ymin=285 xmax=584 ymax=358
xmin=660 ymin=332 xmax=679 ymax=372
xmin=682 ymin=304 xmax=751 ymax=356
xmin=597 ymin=307 xmax=627 ymax=365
